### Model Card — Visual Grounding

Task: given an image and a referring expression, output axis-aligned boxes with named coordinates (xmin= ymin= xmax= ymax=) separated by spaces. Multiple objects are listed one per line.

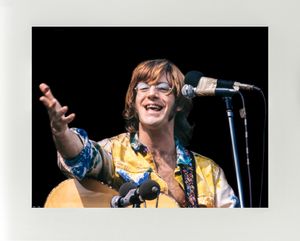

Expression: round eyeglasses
xmin=135 ymin=82 xmax=173 ymax=94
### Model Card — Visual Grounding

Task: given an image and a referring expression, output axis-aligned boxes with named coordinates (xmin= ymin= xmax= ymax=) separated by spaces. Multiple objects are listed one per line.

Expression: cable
xmin=237 ymin=91 xmax=252 ymax=207
xmin=256 ymin=88 xmax=267 ymax=207
xmin=238 ymin=87 xmax=267 ymax=207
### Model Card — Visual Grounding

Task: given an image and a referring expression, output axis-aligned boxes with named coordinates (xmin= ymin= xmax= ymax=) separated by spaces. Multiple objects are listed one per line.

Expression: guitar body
xmin=44 ymin=178 xmax=179 ymax=208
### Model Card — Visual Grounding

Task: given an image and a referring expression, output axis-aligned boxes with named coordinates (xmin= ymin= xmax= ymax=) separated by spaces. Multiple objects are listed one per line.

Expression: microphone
xmin=182 ymin=84 xmax=238 ymax=98
xmin=182 ymin=71 xmax=259 ymax=98
xmin=110 ymin=180 xmax=161 ymax=208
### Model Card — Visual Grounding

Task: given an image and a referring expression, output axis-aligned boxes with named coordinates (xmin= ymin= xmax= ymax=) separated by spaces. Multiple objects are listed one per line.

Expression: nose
xmin=147 ymin=85 xmax=159 ymax=98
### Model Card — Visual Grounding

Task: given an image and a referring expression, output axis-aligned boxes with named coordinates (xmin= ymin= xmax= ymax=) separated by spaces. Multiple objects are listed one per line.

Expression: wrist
xmin=51 ymin=126 xmax=69 ymax=138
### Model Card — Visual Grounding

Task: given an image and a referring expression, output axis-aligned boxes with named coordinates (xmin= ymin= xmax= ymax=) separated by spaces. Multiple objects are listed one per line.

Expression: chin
xmin=141 ymin=118 xmax=170 ymax=131
xmin=142 ymin=120 xmax=162 ymax=128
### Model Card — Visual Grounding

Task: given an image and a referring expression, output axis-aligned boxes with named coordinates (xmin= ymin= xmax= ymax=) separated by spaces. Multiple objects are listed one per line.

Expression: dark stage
xmin=32 ymin=27 xmax=268 ymax=208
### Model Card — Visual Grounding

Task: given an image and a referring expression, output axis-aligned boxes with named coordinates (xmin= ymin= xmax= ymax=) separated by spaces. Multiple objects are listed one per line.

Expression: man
xmin=39 ymin=59 xmax=239 ymax=207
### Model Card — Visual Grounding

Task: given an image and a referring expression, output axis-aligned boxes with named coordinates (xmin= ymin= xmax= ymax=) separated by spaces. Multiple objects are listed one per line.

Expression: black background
xmin=32 ymin=27 xmax=268 ymax=208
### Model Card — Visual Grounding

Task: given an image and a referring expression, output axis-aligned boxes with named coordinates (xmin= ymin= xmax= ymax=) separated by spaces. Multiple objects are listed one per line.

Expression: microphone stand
xmin=223 ymin=97 xmax=245 ymax=208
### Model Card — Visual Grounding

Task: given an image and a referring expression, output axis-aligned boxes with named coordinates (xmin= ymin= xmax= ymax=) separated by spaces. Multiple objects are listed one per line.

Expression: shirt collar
xmin=130 ymin=132 xmax=148 ymax=155
xmin=130 ymin=132 xmax=192 ymax=166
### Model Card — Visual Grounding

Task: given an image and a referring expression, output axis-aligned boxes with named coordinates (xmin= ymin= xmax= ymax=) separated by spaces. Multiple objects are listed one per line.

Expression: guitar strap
xmin=179 ymin=151 xmax=200 ymax=208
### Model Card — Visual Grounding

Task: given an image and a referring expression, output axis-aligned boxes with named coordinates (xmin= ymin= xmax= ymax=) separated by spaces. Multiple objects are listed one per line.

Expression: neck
xmin=138 ymin=124 xmax=176 ymax=156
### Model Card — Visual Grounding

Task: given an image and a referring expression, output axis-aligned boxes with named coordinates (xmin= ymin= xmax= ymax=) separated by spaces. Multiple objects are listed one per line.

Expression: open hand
xmin=39 ymin=83 xmax=75 ymax=135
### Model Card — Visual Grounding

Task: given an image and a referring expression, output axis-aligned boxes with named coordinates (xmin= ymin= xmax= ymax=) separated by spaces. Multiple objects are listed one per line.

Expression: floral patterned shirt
xmin=58 ymin=128 xmax=239 ymax=208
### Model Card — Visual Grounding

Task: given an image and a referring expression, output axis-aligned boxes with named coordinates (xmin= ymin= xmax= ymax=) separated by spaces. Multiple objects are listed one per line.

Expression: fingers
xmin=39 ymin=95 xmax=56 ymax=109
xmin=39 ymin=83 xmax=76 ymax=132
xmin=39 ymin=83 xmax=55 ymax=99
xmin=63 ymin=113 xmax=76 ymax=124
xmin=39 ymin=83 xmax=64 ymax=112
xmin=51 ymin=113 xmax=76 ymax=128
xmin=39 ymin=83 xmax=49 ymax=93
xmin=52 ymin=106 xmax=75 ymax=121
xmin=39 ymin=83 xmax=60 ymax=108
xmin=52 ymin=105 xmax=68 ymax=120
xmin=50 ymin=107 xmax=76 ymax=134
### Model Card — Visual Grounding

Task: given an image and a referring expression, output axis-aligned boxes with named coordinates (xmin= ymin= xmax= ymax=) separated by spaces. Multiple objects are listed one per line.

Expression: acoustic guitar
xmin=44 ymin=178 xmax=179 ymax=208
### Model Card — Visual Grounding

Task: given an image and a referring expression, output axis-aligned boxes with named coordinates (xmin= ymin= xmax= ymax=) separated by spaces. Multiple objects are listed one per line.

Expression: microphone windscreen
xmin=119 ymin=182 xmax=137 ymax=197
xmin=184 ymin=71 xmax=203 ymax=87
xmin=139 ymin=180 xmax=161 ymax=200
xmin=181 ymin=84 xmax=195 ymax=98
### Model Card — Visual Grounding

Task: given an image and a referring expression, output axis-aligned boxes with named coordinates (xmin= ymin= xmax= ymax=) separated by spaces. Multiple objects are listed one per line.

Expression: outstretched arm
xmin=39 ymin=83 xmax=83 ymax=159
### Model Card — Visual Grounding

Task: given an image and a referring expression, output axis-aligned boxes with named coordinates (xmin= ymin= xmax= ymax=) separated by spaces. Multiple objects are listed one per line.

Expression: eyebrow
xmin=156 ymin=81 xmax=170 ymax=84
xmin=140 ymin=81 xmax=169 ymax=85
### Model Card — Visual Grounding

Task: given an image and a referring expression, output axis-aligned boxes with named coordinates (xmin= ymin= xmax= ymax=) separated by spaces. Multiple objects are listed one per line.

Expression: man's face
xmin=135 ymin=75 xmax=177 ymax=131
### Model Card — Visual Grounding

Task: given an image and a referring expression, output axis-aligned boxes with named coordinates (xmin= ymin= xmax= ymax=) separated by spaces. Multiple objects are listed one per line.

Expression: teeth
xmin=145 ymin=104 xmax=162 ymax=111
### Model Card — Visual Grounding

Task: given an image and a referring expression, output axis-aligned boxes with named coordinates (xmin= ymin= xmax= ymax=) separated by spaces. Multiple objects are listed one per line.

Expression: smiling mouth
xmin=144 ymin=104 xmax=163 ymax=111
